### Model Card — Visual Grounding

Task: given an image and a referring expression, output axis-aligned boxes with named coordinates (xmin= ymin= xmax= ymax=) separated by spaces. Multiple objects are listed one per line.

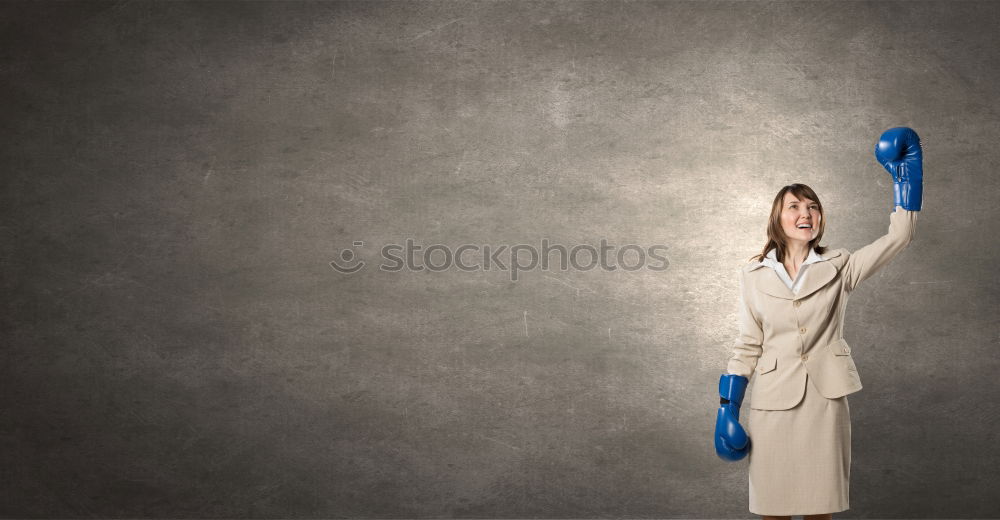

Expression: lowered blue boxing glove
xmin=875 ymin=127 xmax=923 ymax=211
xmin=715 ymin=373 xmax=750 ymax=461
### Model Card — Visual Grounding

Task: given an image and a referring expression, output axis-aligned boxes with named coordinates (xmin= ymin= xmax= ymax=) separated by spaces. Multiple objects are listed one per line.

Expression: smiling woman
xmin=761 ymin=185 xmax=827 ymax=288
xmin=714 ymin=128 xmax=924 ymax=520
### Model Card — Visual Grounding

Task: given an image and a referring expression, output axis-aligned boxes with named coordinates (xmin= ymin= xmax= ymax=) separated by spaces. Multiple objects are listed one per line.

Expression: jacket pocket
xmin=826 ymin=338 xmax=859 ymax=374
xmin=827 ymin=338 xmax=853 ymax=356
xmin=756 ymin=355 xmax=777 ymax=375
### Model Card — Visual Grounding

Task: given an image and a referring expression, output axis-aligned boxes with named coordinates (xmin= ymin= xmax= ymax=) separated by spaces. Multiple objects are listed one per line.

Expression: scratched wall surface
xmin=1 ymin=1 xmax=997 ymax=518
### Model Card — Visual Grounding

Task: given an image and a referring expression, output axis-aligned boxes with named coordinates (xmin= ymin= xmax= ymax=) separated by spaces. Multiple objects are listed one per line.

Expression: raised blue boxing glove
xmin=714 ymin=373 xmax=750 ymax=461
xmin=875 ymin=127 xmax=923 ymax=211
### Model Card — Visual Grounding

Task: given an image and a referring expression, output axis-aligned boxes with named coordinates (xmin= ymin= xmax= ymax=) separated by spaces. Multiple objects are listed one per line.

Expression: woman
xmin=713 ymin=127 xmax=924 ymax=519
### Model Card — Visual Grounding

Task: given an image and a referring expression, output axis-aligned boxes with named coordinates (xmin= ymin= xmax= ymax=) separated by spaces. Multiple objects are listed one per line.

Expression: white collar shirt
xmin=761 ymin=248 xmax=826 ymax=295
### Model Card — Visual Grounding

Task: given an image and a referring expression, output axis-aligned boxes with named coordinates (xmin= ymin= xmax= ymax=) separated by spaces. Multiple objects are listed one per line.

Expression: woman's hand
xmin=875 ymin=127 xmax=923 ymax=211
xmin=715 ymin=373 xmax=751 ymax=461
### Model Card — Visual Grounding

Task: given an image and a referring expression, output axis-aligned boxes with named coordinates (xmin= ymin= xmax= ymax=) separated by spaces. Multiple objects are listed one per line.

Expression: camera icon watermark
xmin=330 ymin=238 xmax=669 ymax=281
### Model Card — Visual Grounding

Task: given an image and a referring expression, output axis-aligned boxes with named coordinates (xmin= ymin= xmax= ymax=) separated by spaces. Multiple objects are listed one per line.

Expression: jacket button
xmin=799 ymin=327 xmax=807 ymax=334
xmin=794 ymin=300 xmax=802 ymax=307
xmin=801 ymin=354 xmax=809 ymax=361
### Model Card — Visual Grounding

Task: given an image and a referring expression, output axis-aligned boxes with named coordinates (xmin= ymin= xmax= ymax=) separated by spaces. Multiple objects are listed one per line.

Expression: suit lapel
xmin=793 ymin=260 xmax=838 ymax=300
xmin=747 ymin=249 xmax=844 ymax=301
xmin=753 ymin=264 xmax=795 ymax=299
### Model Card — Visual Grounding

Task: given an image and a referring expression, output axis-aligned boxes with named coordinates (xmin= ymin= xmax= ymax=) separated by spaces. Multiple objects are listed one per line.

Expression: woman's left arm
xmin=841 ymin=207 xmax=917 ymax=291
xmin=843 ymin=127 xmax=924 ymax=291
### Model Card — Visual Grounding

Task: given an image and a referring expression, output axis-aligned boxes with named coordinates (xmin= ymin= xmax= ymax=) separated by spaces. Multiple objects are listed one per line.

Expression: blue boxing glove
xmin=875 ymin=127 xmax=923 ymax=211
xmin=714 ymin=373 xmax=750 ymax=461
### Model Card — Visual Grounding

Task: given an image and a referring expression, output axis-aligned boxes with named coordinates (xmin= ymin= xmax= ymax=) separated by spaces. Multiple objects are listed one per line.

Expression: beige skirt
xmin=747 ymin=372 xmax=851 ymax=516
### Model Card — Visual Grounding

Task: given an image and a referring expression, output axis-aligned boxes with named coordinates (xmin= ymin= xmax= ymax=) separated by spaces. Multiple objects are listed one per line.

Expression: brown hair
xmin=751 ymin=183 xmax=829 ymax=263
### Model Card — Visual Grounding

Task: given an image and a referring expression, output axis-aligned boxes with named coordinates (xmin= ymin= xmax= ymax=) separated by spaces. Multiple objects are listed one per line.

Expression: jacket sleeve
xmin=725 ymin=267 xmax=764 ymax=378
xmin=842 ymin=207 xmax=918 ymax=292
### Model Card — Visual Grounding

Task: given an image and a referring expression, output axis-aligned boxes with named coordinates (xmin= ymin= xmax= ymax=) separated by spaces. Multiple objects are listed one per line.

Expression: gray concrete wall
xmin=1 ymin=1 xmax=997 ymax=517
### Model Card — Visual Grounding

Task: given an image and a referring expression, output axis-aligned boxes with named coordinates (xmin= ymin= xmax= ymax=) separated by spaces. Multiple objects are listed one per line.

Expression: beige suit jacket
xmin=726 ymin=208 xmax=918 ymax=410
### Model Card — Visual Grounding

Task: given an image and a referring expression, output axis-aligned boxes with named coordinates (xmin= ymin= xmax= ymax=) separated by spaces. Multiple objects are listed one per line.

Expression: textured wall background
xmin=2 ymin=1 xmax=997 ymax=518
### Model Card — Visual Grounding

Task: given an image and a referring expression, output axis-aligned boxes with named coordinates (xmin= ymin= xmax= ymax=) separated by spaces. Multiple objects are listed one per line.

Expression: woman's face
xmin=780 ymin=192 xmax=821 ymax=245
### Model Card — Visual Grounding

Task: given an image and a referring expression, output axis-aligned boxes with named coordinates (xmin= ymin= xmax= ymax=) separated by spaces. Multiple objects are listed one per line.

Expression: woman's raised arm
xmin=843 ymin=126 xmax=924 ymax=291
xmin=841 ymin=207 xmax=917 ymax=292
